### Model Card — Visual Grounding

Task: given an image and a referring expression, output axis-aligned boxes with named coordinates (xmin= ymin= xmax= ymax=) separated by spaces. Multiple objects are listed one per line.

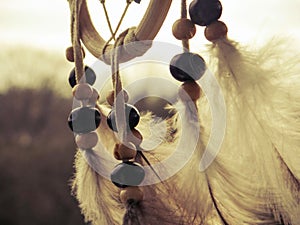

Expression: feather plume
xmin=72 ymin=106 xmax=123 ymax=224
xmin=202 ymin=37 xmax=300 ymax=224
xmin=72 ymin=105 xmax=188 ymax=224
xmin=72 ymin=38 xmax=300 ymax=224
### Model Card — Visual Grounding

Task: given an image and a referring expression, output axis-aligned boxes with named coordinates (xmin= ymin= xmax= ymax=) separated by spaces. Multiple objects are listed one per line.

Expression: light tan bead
xmin=204 ymin=21 xmax=228 ymax=42
xmin=172 ymin=18 xmax=196 ymax=40
xmin=88 ymin=88 xmax=100 ymax=105
xmin=178 ymin=81 xmax=201 ymax=102
xmin=65 ymin=46 xmax=85 ymax=62
xmin=113 ymin=142 xmax=137 ymax=160
xmin=120 ymin=186 xmax=144 ymax=204
xmin=72 ymin=83 xmax=94 ymax=101
xmin=106 ymin=89 xmax=129 ymax=106
xmin=125 ymin=129 xmax=143 ymax=147
xmin=75 ymin=132 xmax=98 ymax=149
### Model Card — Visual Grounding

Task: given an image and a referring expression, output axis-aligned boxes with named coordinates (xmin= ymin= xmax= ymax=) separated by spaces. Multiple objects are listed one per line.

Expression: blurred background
xmin=0 ymin=0 xmax=299 ymax=224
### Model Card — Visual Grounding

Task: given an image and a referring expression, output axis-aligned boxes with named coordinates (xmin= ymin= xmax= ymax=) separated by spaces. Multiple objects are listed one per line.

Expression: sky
xmin=1 ymin=0 xmax=299 ymax=95
xmin=1 ymin=0 xmax=299 ymax=55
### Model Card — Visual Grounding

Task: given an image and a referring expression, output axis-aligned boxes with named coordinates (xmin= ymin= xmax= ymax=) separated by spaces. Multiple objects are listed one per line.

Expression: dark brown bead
xmin=68 ymin=66 xmax=97 ymax=88
xmin=189 ymin=0 xmax=222 ymax=26
xmin=65 ymin=46 xmax=85 ymax=62
xmin=68 ymin=107 xmax=101 ymax=134
xmin=110 ymin=162 xmax=145 ymax=188
xmin=178 ymin=81 xmax=201 ymax=102
xmin=170 ymin=52 xmax=206 ymax=81
xmin=113 ymin=143 xmax=137 ymax=160
xmin=107 ymin=104 xmax=140 ymax=132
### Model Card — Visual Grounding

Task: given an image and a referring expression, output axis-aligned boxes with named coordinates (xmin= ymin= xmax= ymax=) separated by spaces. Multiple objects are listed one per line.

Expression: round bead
xmin=75 ymin=132 xmax=98 ymax=149
xmin=170 ymin=52 xmax=206 ymax=82
xmin=113 ymin=144 xmax=121 ymax=160
xmin=72 ymin=83 xmax=94 ymax=101
xmin=68 ymin=66 xmax=96 ymax=88
xmin=106 ymin=89 xmax=129 ymax=106
xmin=178 ymin=81 xmax=201 ymax=102
xmin=110 ymin=161 xmax=145 ymax=188
xmin=107 ymin=104 xmax=140 ymax=132
xmin=113 ymin=142 xmax=137 ymax=160
xmin=120 ymin=186 xmax=144 ymax=204
xmin=87 ymin=88 xmax=100 ymax=105
xmin=172 ymin=18 xmax=196 ymax=40
xmin=65 ymin=46 xmax=85 ymax=62
xmin=189 ymin=0 xmax=222 ymax=26
xmin=65 ymin=47 xmax=74 ymax=62
xmin=125 ymin=129 xmax=143 ymax=147
xmin=68 ymin=107 xmax=101 ymax=133
xmin=204 ymin=21 xmax=228 ymax=42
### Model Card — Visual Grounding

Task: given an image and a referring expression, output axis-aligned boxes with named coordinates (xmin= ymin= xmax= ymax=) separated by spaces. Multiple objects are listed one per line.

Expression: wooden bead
xmin=66 ymin=47 xmax=74 ymax=62
xmin=178 ymin=81 xmax=201 ymax=102
xmin=113 ymin=142 xmax=137 ymax=160
xmin=113 ymin=144 xmax=121 ymax=160
xmin=65 ymin=46 xmax=85 ymax=62
xmin=126 ymin=129 xmax=143 ymax=146
xmin=72 ymin=83 xmax=93 ymax=101
xmin=172 ymin=18 xmax=196 ymax=40
xmin=204 ymin=21 xmax=228 ymax=42
xmin=106 ymin=89 xmax=129 ymax=106
xmin=88 ymin=88 xmax=100 ymax=105
xmin=75 ymin=132 xmax=98 ymax=149
xmin=120 ymin=186 xmax=144 ymax=204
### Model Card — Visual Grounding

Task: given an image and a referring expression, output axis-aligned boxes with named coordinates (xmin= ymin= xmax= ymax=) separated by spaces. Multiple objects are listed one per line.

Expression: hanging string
xmin=70 ymin=0 xmax=133 ymax=84
xmin=181 ymin=0 xmax=190 ymax=52
xmin=100 ymin=0 xmax=116 ymax=40
xmin=104 ymin=0 xmax=133 ymax=46
xmin=111 ymin=33 xmax=128 ymax=142
xmin=181 ymin=0 xmax=187 ymax=18
xmin=70 ymin=0 xmax=85 ymax=83
xmin=111 ymin=37 xmax=124 ymax=96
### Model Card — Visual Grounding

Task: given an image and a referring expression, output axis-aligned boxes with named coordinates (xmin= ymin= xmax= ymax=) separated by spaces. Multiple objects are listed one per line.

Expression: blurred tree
xmin=0 ymin=88 xmax=86 ymax=225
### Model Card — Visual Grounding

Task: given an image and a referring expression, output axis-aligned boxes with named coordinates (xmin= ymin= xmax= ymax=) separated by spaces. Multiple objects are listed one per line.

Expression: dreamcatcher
xmin=65 ymin=0 xmax=300 ymax=224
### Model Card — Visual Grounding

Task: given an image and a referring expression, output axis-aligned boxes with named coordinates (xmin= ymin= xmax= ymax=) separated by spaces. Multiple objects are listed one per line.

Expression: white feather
xmin=72 ymin=38 xmax=300 ymax=224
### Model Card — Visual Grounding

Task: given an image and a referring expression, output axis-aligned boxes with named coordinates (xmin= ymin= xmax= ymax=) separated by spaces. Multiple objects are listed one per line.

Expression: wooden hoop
xmin=79 ymin=0 xmax=172 ymax=63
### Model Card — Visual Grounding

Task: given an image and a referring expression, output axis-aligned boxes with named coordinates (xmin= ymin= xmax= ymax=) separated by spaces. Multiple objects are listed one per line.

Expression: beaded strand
xmin=66 ymin=0 xmax=146 ymax=208
xmin=66 ymin=47 xmax=101 ymax=151
xmin=66 ymin=0 xmax=228 ymax=217
xmin=169 ymin=0 xmax=228 ymax=101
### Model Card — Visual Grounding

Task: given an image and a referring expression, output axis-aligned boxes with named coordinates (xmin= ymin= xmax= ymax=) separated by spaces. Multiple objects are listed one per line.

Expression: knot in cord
xmin=101 ymin=27 xmax=152 ymax=65
xmin=123 ymin=27 xmax=152 ymax=58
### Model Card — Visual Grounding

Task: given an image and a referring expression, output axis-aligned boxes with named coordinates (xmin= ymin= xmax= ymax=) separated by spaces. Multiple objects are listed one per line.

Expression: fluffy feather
xmin=72 ymin=38 xmax=300 ymax=224
xmin=202 ymin=37 xmax=300 ymax=224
